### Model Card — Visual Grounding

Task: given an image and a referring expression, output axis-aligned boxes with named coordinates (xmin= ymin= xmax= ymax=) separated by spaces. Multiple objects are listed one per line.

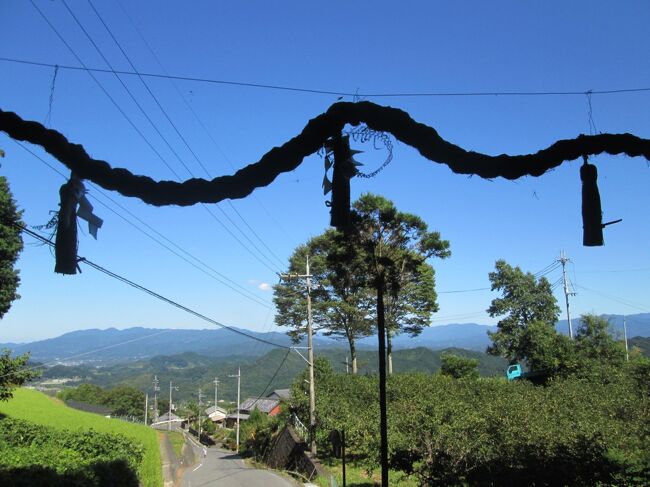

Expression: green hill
xmin=0 ymin=389 xmax=162 ymax=487
xmin=40 ymin=347 xmax=508 ymax=404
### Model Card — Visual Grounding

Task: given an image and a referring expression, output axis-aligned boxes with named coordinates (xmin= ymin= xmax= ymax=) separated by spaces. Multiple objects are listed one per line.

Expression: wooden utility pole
xmin=198 ymin=388 xmax=204 ymax=443
xmin=152 ymin=376 xmax=160 ymax=423
xmin=144 ymin=393 xmax=148 ymax=425
xmin=168 ymin=381 xmax=178 ymax=431
xmin=376 ymin=272 xmax=389 ymax=487
xmin=279 ymin=255 xmax=316 ymax=455
xmin=229 ymin=367 xmax=241 ymax=453
xmin=623 ymin=315 xmax=630 ymax=362
xmin=213 ymin=377 xmax=219 ymax=410
xmin=559 ymin=251 xmax=576 ymax=338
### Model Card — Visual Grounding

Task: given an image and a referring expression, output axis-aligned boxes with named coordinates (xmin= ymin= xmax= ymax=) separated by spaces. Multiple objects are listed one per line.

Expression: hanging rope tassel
xmin=327 ymin=134 xmax=358 ymax=231
xmin=580 ymin=156 xmax=622 ymax=246
xmin=55 ymin=176 xmax=80 ymax=274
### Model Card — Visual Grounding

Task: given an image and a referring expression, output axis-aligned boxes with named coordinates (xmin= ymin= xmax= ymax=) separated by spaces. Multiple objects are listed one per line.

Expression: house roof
xmin=157 ymin=412 xmax=183 ymax=422
xmin=267 ymin=389 xmax=291 ymax=400
xmin=239 ymin=397 xmax=280 ymax=414
xmin=226 ymin=412 xmax=250 ymax=421
xmin=204 ymin=405 xmax=228 ymax=416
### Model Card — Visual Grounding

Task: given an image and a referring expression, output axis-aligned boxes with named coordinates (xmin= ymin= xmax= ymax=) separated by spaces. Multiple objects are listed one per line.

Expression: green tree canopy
xmin=346 ymin=193 xmax=450 ymax=373
xmin=0 ymin=350 xmax=40 ymax=401
xmin=440 ymin=352 xmax=479 ymax=379
xmin=487 ymin=260 xmax=560 ymax=364
xmin=273 ymin=230 xmax=374 ymax=374
xmin=0 ymin=175 xmax=23 ymax=319
xmin=274 ymin=194 xmax=450 ymax=374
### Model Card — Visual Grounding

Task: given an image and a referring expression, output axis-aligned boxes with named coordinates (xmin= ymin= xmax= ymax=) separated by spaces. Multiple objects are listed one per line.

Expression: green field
xmin=0 ymin=388 xmax=162 ymax=487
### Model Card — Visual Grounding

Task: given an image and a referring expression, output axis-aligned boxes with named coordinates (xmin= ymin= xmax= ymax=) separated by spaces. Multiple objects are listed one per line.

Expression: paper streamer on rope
xmin=54 ymin=175 xmax=103 ymax=274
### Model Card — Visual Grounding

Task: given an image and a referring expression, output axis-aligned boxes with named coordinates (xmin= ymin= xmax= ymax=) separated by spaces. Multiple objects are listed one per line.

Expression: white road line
xmin=192 ymin=463 xmax=203 ymax=472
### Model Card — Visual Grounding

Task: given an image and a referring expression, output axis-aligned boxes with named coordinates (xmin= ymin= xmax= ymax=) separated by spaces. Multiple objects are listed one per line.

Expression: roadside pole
xmin=229 ymin=366 xmax=241 ymax=453
xmin=279 ymin=255 xmax=316 ymax=455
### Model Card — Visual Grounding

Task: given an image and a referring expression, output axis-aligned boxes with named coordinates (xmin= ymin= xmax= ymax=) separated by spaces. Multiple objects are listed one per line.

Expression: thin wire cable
xmin=438 ymin=287 xmax=490 ymax=294
xmin=88 ymin=0 xmax=286 ymax=271
xmin=113 ymin=0 xmax=297 ymax=247
xmin=14 ymin=140 xmax=272 ymax=309
xmin=62 ymin=0 xmax=282 ymax=273
xmin=16 ymin=223 xmax=291 ymax=349
xmin=29 ymin=0 xmax=181 ymax=179
xmin=575 ymin=284 xmax=649 ymax=313
xmin=249 ymin=348 xmax=292 ymax=407
xmin=3 ymin=56 xmax=650 ymax=98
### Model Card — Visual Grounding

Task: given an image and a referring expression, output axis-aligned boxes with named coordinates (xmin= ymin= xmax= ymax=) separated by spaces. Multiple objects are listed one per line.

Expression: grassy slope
xmin=0 ymin=388 xmax=162 ymax=487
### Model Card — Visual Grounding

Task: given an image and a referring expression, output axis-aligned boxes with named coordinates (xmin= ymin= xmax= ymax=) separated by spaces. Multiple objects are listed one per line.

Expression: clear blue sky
xmin=1 ymin=1 xmax=648 ymax=342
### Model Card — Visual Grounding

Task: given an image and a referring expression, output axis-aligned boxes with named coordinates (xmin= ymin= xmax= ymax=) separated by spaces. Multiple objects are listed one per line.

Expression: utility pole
xmin=279 ymin=255 xmax=316 ymax=455
xmin=144 ymin=393 xmax=148 ymax=425
xmin=152 ymin=376 xmax=160 ymax=423
xmin=213 ymin=377 xmax=220 ymax=410
xmin=198 ymin=388 xmax=204 ymax=443
xmin=229 ymin=367 xmax=241 ymax=453
xmin=558 ymin=251 xmax=576 ymax=338
xmin=377 ymin=271 xmax=389 ymax=487
xmin=623 ymin=315 xmax=630 ymax=362
xmin=168 ymin=381 xmax=178 ymax=431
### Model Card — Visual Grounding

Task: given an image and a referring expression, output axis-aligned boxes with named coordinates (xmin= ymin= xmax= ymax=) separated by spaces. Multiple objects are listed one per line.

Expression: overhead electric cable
xmin=16 ymin=224 xmax=291 ymax=349
xmin=43 ymin=0 xmax=282 ymax=274
xmin=575 ymin=284 xmax=649 ymax=313
xmin=438 ymin=287 xmax=490 ymax=294
xmin=14 ymin=140 xmax=272 ymax=309
xmin=28 ymin=0 xmax=181 ymax=179
xmin=249 ymin=348 xmax=293 ymax=406
xmin=88 ymin=0 xmax=286 ymax=271
xmin=115 ymin=0 xmax=297 ymax=247
xmin=3 ymin=56 xmax=650 ymax=98
xmin=66 ymin=0 xmax=283 ymax=273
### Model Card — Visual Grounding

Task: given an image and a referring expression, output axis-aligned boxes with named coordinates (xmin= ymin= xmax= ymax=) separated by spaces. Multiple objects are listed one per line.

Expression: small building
xmin=266 ymin=389 xmax=291 ymax=401
xmin=152 ymin=412 xmax=184 ymax=429
xmin=224 ymin=390 xmax=291 ymax=428
xmin=205 ymin=405 xmax=228 ymax=424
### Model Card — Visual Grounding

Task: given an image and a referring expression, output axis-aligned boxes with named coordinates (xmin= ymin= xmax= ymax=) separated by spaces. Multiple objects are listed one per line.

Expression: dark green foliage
xmin=0 ymin=351 xmax=40 ymax=402
xmin=273 ymin=229 xmax=374 ymax=374
xmin=58 ymin=384 xmax=144 ymax=418
xmin=0 ymin=417 xmax=142 ymax=486
xmin=487 ymin=260 xmax=560 ymax=363
xmin=629 ymin=336 xmax=650 ymax=358
xmin=0 ymin=176 xmax=23 ymax=319
xmin=289 ymin=364 xmax=650 ymax=486
xmin=440 ymin=352 xmax=479 ymax=379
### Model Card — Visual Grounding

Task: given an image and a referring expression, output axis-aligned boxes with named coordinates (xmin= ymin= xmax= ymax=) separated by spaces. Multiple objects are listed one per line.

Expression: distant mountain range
xmin=2 ymin=313 xmax=648 ymax=364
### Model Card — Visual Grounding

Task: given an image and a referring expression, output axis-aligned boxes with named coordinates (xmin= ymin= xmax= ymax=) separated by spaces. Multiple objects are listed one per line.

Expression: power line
xmin=113 ymin=0 xmax=297 ymax=249
xmin=575 ymin=284 xmax=649 ymax=313
xmin=91 ymin=0 xmax=286 ymax=270
xmin=3 ymin=56 xmax=650 ymax=99
xmin=13 ymin=140 xmax=273 ymax=309
xmin=249 ymin=348 xmax=292 ymax=406
xmin=59 ymin=0 xmax=282 ymax=274
xmin=438 ymin=287 xmax=490 ymax=294
xmin=16 ymin=223 xmax=290 ymax=349
xmin=29 ymin=0 xmax=182 ymax=179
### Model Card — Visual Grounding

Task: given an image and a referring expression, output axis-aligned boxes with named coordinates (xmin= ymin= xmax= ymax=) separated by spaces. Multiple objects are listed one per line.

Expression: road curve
xmin=180 ymin=442 xmax=296 ymax=487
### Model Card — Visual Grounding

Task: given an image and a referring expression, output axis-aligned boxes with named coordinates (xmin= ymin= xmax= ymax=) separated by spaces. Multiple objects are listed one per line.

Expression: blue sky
xmin=1 ymin=1 xmax=649 ymax=342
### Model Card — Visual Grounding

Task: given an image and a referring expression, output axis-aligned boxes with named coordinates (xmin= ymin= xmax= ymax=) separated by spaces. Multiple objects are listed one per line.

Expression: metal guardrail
xmin=290 ymin=413 xmax=308 ymax=441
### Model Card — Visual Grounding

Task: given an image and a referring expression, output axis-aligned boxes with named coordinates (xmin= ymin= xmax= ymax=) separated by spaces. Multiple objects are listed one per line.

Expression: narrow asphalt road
xmin=180 ymin=443 xmax=296 ymax=487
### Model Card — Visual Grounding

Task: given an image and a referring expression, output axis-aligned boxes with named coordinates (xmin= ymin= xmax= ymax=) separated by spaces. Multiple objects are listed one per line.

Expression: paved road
xmin=180 ymin=443 xmax=295 ymax=487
